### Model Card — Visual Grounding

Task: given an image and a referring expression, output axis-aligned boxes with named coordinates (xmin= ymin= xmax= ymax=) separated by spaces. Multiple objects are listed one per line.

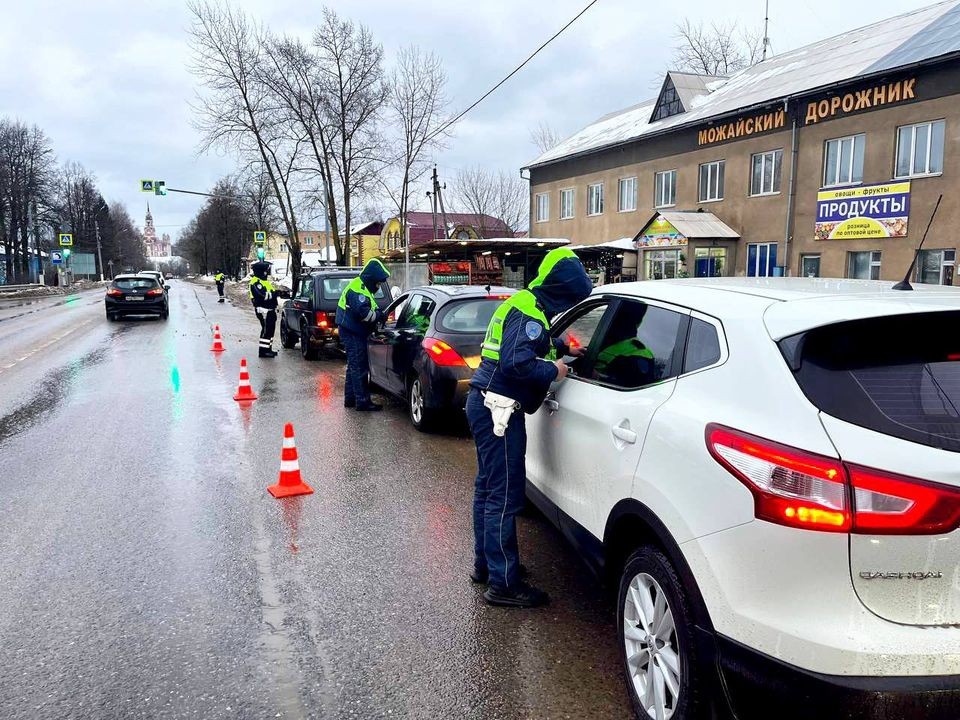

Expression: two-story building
xmin=525 ymin=0 xmax=960 ymax=284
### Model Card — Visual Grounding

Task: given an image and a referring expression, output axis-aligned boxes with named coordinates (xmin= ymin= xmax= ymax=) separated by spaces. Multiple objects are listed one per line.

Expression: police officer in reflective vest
xmin=336 ymin=258 xmax=390 ymax=411
xmin=249 ymin=260 xmax=281 ymax=358
xmin=467 ymin=248 xmax=592 ymax=608
xmin=215 ymin=270 xmax=225 ymax=303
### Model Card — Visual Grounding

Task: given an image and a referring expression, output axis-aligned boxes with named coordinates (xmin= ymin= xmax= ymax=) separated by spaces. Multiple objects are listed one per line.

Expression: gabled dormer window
xmin=651 ymin=76 xmax=684 ymax=121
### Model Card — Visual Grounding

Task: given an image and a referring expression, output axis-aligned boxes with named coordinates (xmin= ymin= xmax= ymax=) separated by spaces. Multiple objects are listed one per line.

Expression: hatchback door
xmin=369 ymin=293 xmax=409 ymax=390
xmin=531 ymin=296 xmax=688 ymax=539
xmin=781 ymin=311 xmax=960 ymax=625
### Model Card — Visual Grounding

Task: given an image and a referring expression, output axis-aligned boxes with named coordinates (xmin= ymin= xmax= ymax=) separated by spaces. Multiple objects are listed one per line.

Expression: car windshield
xmin=322 ymin=277 xmax=385 ymax=300
xmin=437 ymin=298 xmax=506 ymax=333
xmin=115 ymin=278 xmax=157 ymax=289
xmin=781 ymin=311 xmax=960 ymax=452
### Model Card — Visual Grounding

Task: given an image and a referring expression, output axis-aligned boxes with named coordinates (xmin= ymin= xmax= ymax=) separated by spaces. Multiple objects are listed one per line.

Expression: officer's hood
xmin=359 ymin=258 xmax=390 ymax=292
xmin=251 ymin=261 xmax=271 ymax=280
xmin=528 ymin=248 xmax=593 ymax=317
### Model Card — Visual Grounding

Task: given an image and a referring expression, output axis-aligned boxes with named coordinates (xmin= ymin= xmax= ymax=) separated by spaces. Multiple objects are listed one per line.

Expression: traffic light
xmin=63 ymin=248 xmax=72 ymax=259
xmin=154 ymin=181 xmax=167 ymax=196
xmin=256 ymin=247 xmax=266 ymax=260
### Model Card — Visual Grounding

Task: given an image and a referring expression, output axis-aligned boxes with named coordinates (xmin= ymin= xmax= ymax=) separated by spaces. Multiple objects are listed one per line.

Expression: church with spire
xmin=144 ymin=204 xmax=171 ymax=259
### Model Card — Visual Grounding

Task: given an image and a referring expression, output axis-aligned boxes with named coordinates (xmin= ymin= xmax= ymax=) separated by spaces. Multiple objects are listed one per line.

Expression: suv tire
xmin=280 ymin=317 xmax=297 ymax=349
xmin=617 ymin=546 xmax=706 ymax=720
xmin=300 ymin=320 xmax=319 ymax=360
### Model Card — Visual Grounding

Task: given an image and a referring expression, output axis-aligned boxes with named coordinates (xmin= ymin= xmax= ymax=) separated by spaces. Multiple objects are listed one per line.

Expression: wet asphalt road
xmin=0 ymin=281 xmax=632 ymax=720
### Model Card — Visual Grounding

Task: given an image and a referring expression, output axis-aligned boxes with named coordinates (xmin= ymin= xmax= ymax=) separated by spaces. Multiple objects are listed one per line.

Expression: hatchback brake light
xmin=146 ymin=287 xmax=164 ymax=296
xmin=707 ymin=424 xmax=960 ymax=535
xmin=422 ymin=337 xmax=466 ymax=367
xmin=106 ymin=287 xmax=123 ymax=297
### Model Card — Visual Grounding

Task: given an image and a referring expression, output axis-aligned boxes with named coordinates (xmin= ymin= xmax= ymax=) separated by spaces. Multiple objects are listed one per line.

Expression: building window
xmin=824 ymin=134 xmax=865 ymax=187
xmin=698 ymin=161 xmax=724 ymax=202
xmin=645 ymin=249 xmax=682 ymax=280
xmin=587 ymin=183 xmax=604 ymax=216
xmin=618 ymin=177 xmax=637 ymax=212
xmin=750 ymin=149 xmax=783 ymax=196
xmin=279 ymin=243 xmax=287 ymax=252
xmin=694 ymin=247 xmax=726 ymax=277
xmin=305 ymin=237 xmax=314 ymax=245
xmin=800 ymin=254 xmax=821 ymax=278
xmin=535 ymin=193 xmax=549 ymax=223
xmin=654 ymin=170 xmax=677 ymax=208
xmin=896 ymin=120 xmax=945 ymax=178
xmin=916 ymin=249 xmax=955 ymax=285
xmin=847 ymin=251 xmax=881 ymax=280
xmin=560 ymin=188 xmax=575 ymax=219
xmin=747 ymin=242 xmax=777 ymax=277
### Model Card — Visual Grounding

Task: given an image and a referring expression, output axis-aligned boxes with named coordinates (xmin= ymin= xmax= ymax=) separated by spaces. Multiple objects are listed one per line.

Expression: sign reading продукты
xmin=815 ymin=182 xmax=911 ymax=241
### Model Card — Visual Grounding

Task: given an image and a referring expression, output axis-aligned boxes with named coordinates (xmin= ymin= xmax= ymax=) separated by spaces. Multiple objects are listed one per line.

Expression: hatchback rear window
xmin=321 ymin=277 xmax=385 ymax=300
xmin=781 ymin=312 xmax=960 ymax=452
xmin=437 ymin=298 xmax=505 ymax=333
xmin=115 ymin=278 xmax=157 ymax=289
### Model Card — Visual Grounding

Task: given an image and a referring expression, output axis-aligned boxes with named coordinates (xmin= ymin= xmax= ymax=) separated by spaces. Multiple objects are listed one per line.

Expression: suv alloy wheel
xmin=618 ymin=547 xmax=706 ymax=720
xmin=300 ymin=319 xmax=319 ymax=360
xmin=279 ymin=317 xmax=297 ymax=349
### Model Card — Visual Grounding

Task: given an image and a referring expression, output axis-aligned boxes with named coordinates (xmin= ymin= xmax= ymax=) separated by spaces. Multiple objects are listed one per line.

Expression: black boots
xmin=483 ymin=582 xmax=550 ymax=608
xmin=259 ymin=349 xmax=278 ymax=358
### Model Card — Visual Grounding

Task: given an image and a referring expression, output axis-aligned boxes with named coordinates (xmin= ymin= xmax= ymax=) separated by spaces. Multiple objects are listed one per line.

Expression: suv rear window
xmin=437 ymin=298 xmax=505 ymax=333
xmin=782 ymin=312 xmax=960 ymax=452
xmin=321 ymin=277 xmax=386 ymax=300
xmin=115 ymin=278 xmax=157 ymax=289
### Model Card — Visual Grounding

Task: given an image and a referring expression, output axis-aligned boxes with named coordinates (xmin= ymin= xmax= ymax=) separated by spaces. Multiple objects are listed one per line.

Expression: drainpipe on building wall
xmin=784 ymin=100 xmax=799 ymax=276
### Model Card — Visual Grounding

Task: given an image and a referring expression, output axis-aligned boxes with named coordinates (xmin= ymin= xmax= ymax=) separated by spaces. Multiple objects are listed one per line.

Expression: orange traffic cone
xmin=210 ymin=325 xmax=225 ymax=353
xmin=233 ymin=357 xmax=258 ymax=401
xmin=267 ymin=423 xmax=314 ymax=498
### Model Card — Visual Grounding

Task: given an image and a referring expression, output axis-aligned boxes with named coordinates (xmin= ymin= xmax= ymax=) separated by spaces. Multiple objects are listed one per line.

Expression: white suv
xmin=525 ymin=277 xmax=960 ymax=720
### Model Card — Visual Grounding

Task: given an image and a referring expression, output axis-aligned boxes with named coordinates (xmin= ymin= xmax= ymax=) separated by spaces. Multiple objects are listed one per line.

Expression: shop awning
xmin=568 ymin=238 xmax=636 ymax=252
xmin=382 ymin=236 xmax=568 ymax=259
xmin=634 ymin=211 xmax=740 ymax=247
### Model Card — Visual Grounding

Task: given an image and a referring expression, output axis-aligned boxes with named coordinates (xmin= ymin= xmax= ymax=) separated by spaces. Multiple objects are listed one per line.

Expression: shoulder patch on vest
xmin=525 ymin=320 xmax=542 ymax=340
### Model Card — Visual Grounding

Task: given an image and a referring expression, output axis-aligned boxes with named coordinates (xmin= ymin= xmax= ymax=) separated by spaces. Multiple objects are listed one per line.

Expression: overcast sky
xmin=0 ymin=0 xmax=939 ymax=237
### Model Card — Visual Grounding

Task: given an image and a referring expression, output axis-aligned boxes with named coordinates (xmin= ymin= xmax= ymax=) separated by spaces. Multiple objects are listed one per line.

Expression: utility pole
xmin=95 ymin=220 xmax=105 ymax=282
xmin=433 ymin=167 xmax=450 ymax=239
xmin=762 ymin=0 xmax=772 ymax=61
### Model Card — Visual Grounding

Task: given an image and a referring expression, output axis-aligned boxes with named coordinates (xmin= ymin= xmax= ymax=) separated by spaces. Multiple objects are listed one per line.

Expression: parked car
xmin=137 ymin=270 xmax=167 ymax=292
xmin=280 ymin=268 xmax=393 ymax=360
xmin=105 ymin=274 xmax=169 ymax=320
xmin=367 ymin=285 xmax=515 ymax=431
xmin=525 ymin=277 xmax=960 ymax=720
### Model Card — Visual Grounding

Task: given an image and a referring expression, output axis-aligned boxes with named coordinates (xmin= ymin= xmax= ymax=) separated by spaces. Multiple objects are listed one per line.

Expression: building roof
xmin=568 ymin=238 xmax=637 ymax=252
xmin=637 ymin=211 xmax=740 ymax=241
xmin=669 ymin=71 xmax=726 ymax=110
xmin=527 ymin=0 xmax=960 ymax=169
xmin=382 ymin=236 xmax=568 ymax=259
xmin=403 ymin=211 xmax=515 ymax=243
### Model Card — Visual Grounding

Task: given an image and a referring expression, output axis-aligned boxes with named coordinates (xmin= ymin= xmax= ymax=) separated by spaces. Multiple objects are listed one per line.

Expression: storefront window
xmin=916 ymin=249 xmax=956 ymax=285
xmin=800 ymin=254 xmax=821 ymax=278
xmin=847 ymin=251 xmax=881 ymax=280
xmin=694 ymin=247 xmax=726 ymax=277
xmin=747 ymin=243 xmax=777 ymax=277
xmin=645 ymin=249 xmax=681 ymax=280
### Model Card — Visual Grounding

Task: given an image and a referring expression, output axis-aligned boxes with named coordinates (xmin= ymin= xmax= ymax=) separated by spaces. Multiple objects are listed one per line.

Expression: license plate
xmin=126 ymin=296 xmax=144 ymax=301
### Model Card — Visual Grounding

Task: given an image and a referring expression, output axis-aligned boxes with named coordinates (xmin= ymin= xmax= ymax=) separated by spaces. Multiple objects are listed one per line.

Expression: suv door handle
xmin=612 ymin=425 xmax=637 ymax=444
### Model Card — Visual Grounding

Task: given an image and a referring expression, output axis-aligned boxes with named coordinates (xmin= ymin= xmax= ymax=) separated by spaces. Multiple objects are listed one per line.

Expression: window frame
xmin=800 ymin=254 xmax=821 ymax=278
xmin=894 ymin=119 xmax=946 ymax=179
xmin=823 ymin=133 xmax=865 ymax=188
xmin=750 ymin=149 xmax=783 ymax=197
xmin=535 ymin=192 xmax=550 ymax=223
xmin=560 ymin=187 xmax=575 ymax=220
xmin=618 ymin=176 xmax=638 ymax=213
xmin=680 ymin=309 xmax=729 ymax=377
xmin=587 ymin=182 xmax=605 ymax=216
xmin=846 ymin=250 xmax=882 ymax=280
xmin=654 ymin=169 xmax=677 ymax=209
xmin=698 ymin=160 xmax=725 ymax=203
xmin=746 ymin=242 xmax=778 ymax=277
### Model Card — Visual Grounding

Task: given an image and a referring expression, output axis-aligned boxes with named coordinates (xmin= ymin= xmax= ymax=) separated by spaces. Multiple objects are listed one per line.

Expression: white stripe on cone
xmin=282 ymin=436 xmax=296 ymax=449
xmin=279 ymin=460 xmax=299 ymax=472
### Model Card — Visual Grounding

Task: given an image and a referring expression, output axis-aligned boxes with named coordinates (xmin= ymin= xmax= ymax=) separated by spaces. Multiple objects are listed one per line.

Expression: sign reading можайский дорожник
xmin=815 ymin=182 xmax=911 ymax=241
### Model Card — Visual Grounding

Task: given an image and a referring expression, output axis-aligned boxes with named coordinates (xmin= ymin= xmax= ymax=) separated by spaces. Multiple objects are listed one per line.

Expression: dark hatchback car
xmin=105 ymin=274 xmax=169 ymax=320
xmin=280 ymin=269 xmax=392 ymax=359
xmin=368 ymin=285 xmax=515 ymax=431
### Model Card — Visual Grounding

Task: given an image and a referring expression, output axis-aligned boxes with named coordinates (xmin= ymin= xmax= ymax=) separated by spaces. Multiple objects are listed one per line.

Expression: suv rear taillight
xmin=315 ymin=311 xmax=332 ymax=329
xmin=422 ymin=338 xmax=466 ymax=367
xmin=707 ymin=424 xmax=960 ymax=535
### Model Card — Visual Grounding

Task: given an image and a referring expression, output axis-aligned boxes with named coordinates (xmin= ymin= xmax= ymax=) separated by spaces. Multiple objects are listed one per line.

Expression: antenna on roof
xmin=762 ymin=0 xmax=772 ymax=61
xmin=893 ymin=193 xmax=942 ymax=291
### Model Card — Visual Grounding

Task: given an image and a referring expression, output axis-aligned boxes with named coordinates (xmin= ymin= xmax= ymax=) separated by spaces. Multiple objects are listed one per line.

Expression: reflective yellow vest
xmin=337 ymin=276 xmax=377 ymax=311
xmin=480 ymin=290 xmax=556 ymax=362
xmin=249 ymin=276 xmax=275 ymax=299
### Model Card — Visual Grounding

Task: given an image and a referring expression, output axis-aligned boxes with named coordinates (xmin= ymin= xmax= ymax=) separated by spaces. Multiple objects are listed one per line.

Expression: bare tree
xmin=672 ymin=19 xmax=763 ymax=76
xmin=530 ymin=121 xmax=562 ymax=155
xmin=187 ymin=0 xmax=305 ymax=286
xmin=384 ymin=46 xmax=449 ymax=252
xmin=451 ymin=166 xmax=527 ymax=236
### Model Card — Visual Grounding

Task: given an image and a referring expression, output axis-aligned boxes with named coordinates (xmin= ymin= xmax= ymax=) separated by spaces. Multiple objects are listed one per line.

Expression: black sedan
xmin=367 ymin=285 xmax=515 ymax=431
xmin=105 ymin=274 xmax=169 ymax=320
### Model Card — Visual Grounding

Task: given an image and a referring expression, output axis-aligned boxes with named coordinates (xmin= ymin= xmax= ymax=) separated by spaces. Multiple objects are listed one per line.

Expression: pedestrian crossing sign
xmin=141 ymin=179 xmax=155 ymax=192
xmin=254 ymin=230 xmax=266 ymax=245
xmin=58 ymin=233 xmax=73 ymax=246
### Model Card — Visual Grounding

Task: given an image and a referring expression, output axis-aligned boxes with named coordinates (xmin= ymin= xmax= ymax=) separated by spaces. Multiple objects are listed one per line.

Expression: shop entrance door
xmin=694 ymin=247 xmax=726 ymax=277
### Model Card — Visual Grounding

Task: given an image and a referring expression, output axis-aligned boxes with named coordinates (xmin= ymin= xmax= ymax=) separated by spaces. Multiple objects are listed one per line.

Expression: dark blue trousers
xmin=466 ymin=388 xmax=527 ymax=591
xmin=341 ymin=331 xmax=371 ymax=406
